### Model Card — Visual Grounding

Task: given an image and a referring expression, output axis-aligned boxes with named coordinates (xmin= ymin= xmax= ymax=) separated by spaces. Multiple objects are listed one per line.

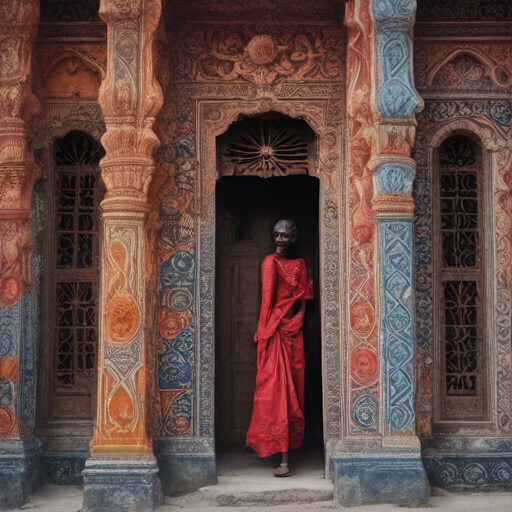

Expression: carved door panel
xmin=215 ymin=175 xmax=321 ymax=452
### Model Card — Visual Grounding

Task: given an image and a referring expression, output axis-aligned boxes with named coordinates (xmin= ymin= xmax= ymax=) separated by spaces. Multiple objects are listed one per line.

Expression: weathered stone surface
xmin=158 ymin=454 xmax=217 ymax=495
xmin=82 ymin=457 xmax=163 ymax=512
xmin=0 ymin=437 xmax=42 ymax=511
xmin=334 ymin=454 xmax=430 ymax=507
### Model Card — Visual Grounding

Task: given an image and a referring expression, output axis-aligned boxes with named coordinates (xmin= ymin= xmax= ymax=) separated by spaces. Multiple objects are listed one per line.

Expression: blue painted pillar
xmin=334 ymin=0 xmax=428 ymax=507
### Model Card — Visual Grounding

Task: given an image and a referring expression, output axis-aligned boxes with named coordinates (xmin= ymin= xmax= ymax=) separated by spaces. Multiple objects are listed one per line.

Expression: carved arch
xmin=42 ymin=50 xmax=106 ymax=80
xmin=427 ymin=48 xmax=511 ymax=89
xmin=33 ymin=106 xmax=106 ymax=150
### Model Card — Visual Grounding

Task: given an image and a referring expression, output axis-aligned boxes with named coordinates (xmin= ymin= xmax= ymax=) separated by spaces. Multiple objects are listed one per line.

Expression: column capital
xmin=0 ymin=0 xmax=41 ymax=216
xmin=372 ymin=160 xmax=415 ymax=215
xmin=97 ymin=0 xmax=164 ymax=212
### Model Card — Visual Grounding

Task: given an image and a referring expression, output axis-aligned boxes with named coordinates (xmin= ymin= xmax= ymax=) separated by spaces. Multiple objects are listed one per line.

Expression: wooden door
xmin=215 ymin=175 xmax=321 ymax=452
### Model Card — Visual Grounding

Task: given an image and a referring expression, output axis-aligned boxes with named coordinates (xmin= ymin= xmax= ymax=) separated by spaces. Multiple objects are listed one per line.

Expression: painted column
xmin=82 ymin=1 xmax=164 ymax=511
xmin=335 ymin=0 xmax=428 ymax=506
xmin=0 ymin=1 xmax=43 ymax=509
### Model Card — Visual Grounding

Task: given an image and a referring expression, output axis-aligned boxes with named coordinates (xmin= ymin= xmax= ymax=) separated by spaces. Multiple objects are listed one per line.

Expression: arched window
xmin=434 ymin=135 xmax=489 ymax=423
xmin=39 ymin=131 xmax=104 ymax=441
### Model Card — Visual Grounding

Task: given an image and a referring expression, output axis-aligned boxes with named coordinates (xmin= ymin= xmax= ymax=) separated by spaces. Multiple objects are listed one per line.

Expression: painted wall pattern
xmin=380 ymin=220 xmax=415 ymax=433
xmin=0 ymin=0 xmax=41 ymax=442
xmin=374 ymin=0 xmax=419 ymax=118
xmin=345 ymin=0 xmax=380 ymax=435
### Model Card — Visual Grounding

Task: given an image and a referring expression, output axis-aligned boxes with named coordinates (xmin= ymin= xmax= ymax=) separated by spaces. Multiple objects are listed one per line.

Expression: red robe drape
xmin=246 ymin=253 xmax=314 ymax=458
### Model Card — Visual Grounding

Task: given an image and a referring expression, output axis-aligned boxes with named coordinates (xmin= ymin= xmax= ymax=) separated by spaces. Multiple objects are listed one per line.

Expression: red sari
xmin=246 ymin=253 xmax=314 ymax=458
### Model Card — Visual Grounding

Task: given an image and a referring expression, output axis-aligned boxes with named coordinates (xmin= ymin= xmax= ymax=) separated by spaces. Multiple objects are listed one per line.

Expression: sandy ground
xmin=9 ymin=453 xmax=512 ymax=512
xmin=10 ymin=484 xmax=512 ymax=512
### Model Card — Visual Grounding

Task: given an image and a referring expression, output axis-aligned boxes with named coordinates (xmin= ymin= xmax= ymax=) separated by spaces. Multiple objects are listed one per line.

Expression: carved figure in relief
xmin=0 ymin=221 xmax=24 ymax=278
xmin=247 ymin=220 xmax=313 ymax=477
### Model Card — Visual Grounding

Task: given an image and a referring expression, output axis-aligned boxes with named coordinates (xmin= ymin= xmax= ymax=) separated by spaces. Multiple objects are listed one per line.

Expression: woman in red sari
xmin=246 ymin=219 xmax=313 ymax=477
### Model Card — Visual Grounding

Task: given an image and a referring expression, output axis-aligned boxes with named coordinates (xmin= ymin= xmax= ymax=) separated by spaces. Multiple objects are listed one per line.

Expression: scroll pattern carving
xmin=90 ymin=0 xmax=164 ymax=453
xmin=345 ymin=0 xmax=380 ymax=434
xmin=415 ymin=43 xmax=512 ymax=93
xmin=416 ymin=0 xmax=512 ymax=22
xmin=374 ymin=0 xmax=420 ymax=119
xmin=0 ymin=0 xmax=40 ymax=440
xmin=380 ymin=220 xmax=415 ymax=434
xmin=173 ymin=26 xmax=344 ymax=87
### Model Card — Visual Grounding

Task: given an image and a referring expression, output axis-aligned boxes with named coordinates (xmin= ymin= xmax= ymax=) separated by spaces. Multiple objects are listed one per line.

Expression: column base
xmin=82 ymin=456 xmax=163 ymax=512
xmin=0 ymin=436 xmax=43 ymax=511
xmin=333 ymin=451 xmax=430 ymax=507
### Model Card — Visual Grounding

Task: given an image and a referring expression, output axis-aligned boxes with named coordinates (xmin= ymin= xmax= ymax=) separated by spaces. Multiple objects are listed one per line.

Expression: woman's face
xmin=273 ymin=221 xmax=296 ymax=256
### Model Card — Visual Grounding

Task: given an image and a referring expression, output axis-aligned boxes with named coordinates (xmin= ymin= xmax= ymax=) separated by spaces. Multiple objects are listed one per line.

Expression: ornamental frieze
xmin=172 ymin=27 xmax=345 ymax=86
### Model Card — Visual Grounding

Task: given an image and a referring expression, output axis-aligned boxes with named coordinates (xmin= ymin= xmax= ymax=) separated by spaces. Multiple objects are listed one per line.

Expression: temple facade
xmin=0 ymin=0 xmax=511 ymax=510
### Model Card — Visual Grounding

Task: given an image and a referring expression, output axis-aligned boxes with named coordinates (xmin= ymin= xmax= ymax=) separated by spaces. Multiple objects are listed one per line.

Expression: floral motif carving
xmin=173 ymin=26 xmax=344 ymax=87
xmin=417 ymin=0 xmax=512 ymax=22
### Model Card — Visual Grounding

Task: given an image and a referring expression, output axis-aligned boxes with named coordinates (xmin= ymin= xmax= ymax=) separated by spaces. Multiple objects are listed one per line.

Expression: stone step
xmin=165 ymin=451 xmax=333 ymax=507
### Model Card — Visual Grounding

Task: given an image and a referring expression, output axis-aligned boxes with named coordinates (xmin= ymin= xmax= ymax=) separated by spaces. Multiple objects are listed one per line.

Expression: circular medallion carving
xmin=436 ymin=463 xmax=458 ymax=485
xmin=0 ymin=407 xmax=14 ymax=434
xmin=104 ymin=294 xmax=141 ymax=344
xmin=352 ymin=394 xmax=378 ymax=429
xmin=164 ymin=288 xmax=193 ymax=313
xmin=0 ymin=276 xmax=21 ymax=307
xmin=322 ymin=132 xmax=337 ymax=148
xmin=492 ymin=462 xmax=512 ymax=482
xmin=351 ymin=348 xmax=378 ymax=386
xmin=463 ymin=463 xmax=487 ymax=485
xmin=171 ymin=250 xmax=194 ymax=273
xmin=350 ymin=301 xmax=375 ymax=337
xmin=159 ymin=309 xmax=187 ymax=340
xmin=246 ymin=35 xmax=278 ymax=65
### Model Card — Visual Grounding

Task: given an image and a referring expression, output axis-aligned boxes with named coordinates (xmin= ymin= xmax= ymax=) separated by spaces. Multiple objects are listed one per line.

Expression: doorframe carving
xmin=196 ymin=98 xmax=346 ymax=469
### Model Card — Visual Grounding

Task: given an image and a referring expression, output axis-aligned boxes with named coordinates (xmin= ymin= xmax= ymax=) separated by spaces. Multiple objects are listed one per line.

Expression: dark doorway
xmin=215 ymin=174 xmax=322 ymax=455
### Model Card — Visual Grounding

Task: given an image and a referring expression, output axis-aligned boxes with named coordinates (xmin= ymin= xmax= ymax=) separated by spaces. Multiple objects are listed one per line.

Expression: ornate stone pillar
xmin=82 ymin=1 xmax=164 ymax=510
xmin=335 ymin=0 xmax=429 ymax=506
xmin=0 ymin=1 xmax=43 ymax=509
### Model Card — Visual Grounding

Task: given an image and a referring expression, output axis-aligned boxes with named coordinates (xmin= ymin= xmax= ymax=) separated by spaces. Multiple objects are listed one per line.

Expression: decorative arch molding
xmin=195 ymin=97 xmax=344 ymax=451
xmin=33 ymin=102 xmax=105 ymax=150
xmin=426 ymin=48 xmax=511 ymax=90
xmin=42 ymin=49 xmax=106 ymax=81
xmin=414 ymin=115 xmax=512 ymax=437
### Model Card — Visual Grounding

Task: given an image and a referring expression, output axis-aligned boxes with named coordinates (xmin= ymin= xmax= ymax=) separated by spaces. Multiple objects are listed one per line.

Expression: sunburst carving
xmin=221 ymin=118 xmax=310 ymax=178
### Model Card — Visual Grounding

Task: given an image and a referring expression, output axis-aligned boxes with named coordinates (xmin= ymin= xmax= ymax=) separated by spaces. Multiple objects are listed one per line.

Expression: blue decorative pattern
xmin=373 ymin=163 xmax=414 ymax=196
xmin=352 ymin=394 xmax=378 ymax=429
xmin=159 ymin=327 xmax=194 ymax=390
xmin=380 ymin=220 xmax=415 ymax=433
xmin=374 ymin=0 xmax=419 ymax=118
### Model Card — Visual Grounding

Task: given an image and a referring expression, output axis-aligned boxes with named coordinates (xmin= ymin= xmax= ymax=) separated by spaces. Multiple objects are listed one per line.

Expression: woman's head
xmin=273 ymin=219 xmax=298 ymax=257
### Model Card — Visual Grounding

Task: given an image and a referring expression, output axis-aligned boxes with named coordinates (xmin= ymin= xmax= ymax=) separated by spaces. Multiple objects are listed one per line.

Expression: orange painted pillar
xmin=83 ymin=1 xmax=164 ymax=510
xmin=0 ymin=0 xmax=43 ymax=509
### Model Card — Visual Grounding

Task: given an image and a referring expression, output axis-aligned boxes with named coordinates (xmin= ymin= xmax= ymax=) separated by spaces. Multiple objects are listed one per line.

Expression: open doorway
xmin=214 ymin=174 xmax=322 ymax=461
